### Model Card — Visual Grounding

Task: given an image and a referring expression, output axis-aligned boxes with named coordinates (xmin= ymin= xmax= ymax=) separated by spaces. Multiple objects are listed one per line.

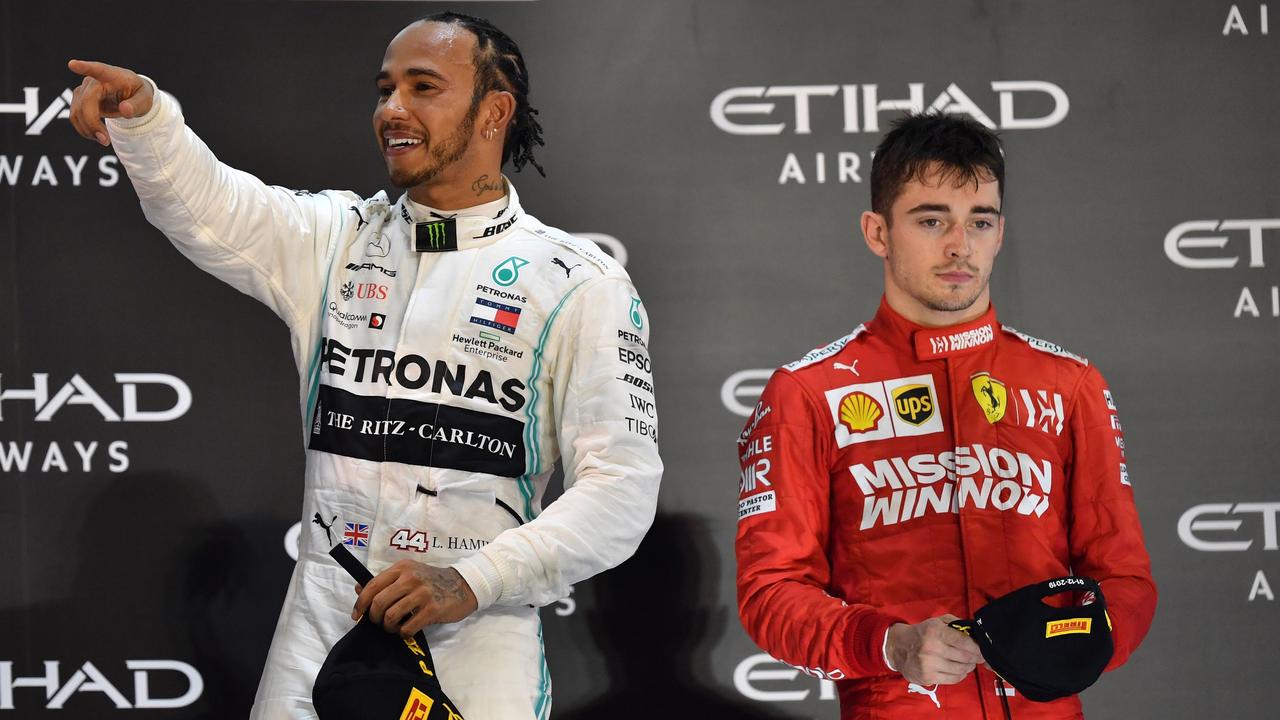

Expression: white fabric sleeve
xmin=105 ymin=76 xmax=342 ymax=331
xmin=453 ymin=277 xmax=663 ymax=609
xmin=883 ymin=628 xmax=897 ymax=672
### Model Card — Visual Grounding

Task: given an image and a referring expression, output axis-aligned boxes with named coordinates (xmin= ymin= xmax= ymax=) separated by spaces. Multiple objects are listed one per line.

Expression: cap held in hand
xmin=312 ymin=543 xmax=464 ymax=719
xmin=949 ymin=576 xmax=1114 ymax=703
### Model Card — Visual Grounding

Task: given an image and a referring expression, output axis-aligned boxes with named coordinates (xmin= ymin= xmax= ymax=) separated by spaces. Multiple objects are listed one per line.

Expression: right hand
xmin=886 ymin=614 xmax=985 ymax=686
xmin=66 ymin=59 xmax=154 ymax=146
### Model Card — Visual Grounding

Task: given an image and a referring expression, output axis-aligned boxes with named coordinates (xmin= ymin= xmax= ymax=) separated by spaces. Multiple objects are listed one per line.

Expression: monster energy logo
xmin=414 ymin=219 xmax=458 ymax=252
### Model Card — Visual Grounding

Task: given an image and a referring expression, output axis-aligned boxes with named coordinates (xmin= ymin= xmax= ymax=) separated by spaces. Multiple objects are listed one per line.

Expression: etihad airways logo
xmin=1164 ymin=218 xmax=1280 ymax=318
xmin=849 ymin=445 xmax=1054 ymax=530
xmin=710 ymin=81 xmax=1069 ymax=135
xmin=1 ymin=86 xmax=72 ymax=135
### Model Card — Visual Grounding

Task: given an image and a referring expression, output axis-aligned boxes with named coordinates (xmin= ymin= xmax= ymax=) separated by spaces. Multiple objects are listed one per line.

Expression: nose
xmin=944 ymin=224 xmax=973 ymax=260
xmin=379 ymin=87 xmax=409 ymax=120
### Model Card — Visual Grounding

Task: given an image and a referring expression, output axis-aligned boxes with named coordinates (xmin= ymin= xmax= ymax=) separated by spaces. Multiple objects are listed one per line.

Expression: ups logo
xmin=892 ymin=384 xmax=935 ymax=425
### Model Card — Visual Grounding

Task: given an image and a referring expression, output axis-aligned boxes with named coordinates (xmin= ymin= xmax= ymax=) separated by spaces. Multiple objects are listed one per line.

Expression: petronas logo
xmin=492 ymin=256 xmax=529 ymax=287
xmin=414 ymin=218 xmax=457 ymax=252
xmin=629 ymin=297 xmax=644 ymax=329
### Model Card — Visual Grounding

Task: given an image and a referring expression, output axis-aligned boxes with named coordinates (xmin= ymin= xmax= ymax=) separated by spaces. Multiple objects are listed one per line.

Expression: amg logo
xmin=346 ymin=262 xmax=398 ymax=277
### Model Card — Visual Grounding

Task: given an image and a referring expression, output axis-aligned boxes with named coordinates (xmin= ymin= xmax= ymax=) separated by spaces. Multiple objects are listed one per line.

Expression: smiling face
xmin=373 ymin=21 xmax=484 ymax=191
xmin=861 ymin=162 xmax=1004 ymax=326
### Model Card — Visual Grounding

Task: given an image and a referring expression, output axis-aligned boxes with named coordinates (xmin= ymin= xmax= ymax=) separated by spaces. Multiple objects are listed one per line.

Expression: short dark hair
xmin=870 ymin=114 xmax=1004 ymax=220
xmin=419 ymin=11 xmax=546 ymax=176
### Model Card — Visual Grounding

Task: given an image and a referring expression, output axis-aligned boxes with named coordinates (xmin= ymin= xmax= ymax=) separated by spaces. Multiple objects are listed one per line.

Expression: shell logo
xmin=839 ymin=391 xmax=883 ymax=433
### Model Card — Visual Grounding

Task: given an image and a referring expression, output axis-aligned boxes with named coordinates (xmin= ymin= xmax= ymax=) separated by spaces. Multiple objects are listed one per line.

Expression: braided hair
xmin=419 ymin=11 xmax=546 ymax=176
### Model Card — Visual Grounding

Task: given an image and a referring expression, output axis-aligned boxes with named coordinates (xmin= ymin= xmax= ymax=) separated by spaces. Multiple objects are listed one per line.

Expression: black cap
xmin=952 ymin=576 xmax=1114 ymax=703
xmin=312 ymin=544 xmax=465 ymax=719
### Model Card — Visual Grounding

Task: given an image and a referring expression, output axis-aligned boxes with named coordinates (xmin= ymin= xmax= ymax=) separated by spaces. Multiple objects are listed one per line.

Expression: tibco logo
xmin=734 ymin=654 xmax=837 ymax=703
xmin=0 ymin=87 xmax=72 ymax=135
xmin=0 ymin=660 xmax=203 ymax=710
xmin=722 ymin=369 xmax=773 ymax=417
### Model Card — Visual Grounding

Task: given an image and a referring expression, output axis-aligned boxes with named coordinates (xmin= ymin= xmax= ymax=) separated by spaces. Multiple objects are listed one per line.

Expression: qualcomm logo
xmin=0 ymin=660 xmax=203 ymax=710
xmin=722 ymin=369 xmax=773 ymax=417
xmin=0 ymin=87 xmax=72 ymax=135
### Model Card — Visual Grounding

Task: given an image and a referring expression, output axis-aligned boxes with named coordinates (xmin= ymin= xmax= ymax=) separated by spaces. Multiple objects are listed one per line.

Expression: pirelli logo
xmin=1045 ymin=618 xmax=1092 ymax=638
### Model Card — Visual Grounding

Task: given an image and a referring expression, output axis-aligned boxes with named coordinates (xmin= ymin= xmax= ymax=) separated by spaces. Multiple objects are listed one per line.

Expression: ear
xmin=861 ymin=210 xmax=890 ymax=259
xmin=482 ymin=90 xmax=517 ymax=133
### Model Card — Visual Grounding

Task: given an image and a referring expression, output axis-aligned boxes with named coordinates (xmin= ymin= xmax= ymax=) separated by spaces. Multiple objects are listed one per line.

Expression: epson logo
xmin=0 ymin=660 xmax=203 ymax=710
xmin=1164 ymin=219 xmax=1280 ymax=269
xmin=710 ymin=81 xmax=1069 ymax=136
xmin=0 ymin=87 xmax=72 ymax=135
xmin=722 ymin=369 xmax=773 ymax=417
xmin=1178 ymin=503 xmax=1280 ymax=552
xmin=0 ymin=373 xmax=192 ymax=422
xmin=733 ymin=654 xmax=836 ymax=703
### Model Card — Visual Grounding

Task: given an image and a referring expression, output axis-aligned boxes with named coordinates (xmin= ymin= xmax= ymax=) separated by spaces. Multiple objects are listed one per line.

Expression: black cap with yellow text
xmin=311 ymin=544 xmax=465 ymax=719
xmin=950 ymin=576 xmax=1114 ymax=703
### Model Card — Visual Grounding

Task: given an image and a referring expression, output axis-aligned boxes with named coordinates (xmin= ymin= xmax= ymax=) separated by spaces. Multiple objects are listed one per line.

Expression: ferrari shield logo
xmin=971 ymin=372 xmax=1007 ymax=424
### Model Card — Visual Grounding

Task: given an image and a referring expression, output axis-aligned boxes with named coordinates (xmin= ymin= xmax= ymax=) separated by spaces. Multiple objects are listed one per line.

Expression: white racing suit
xmin=106 ymin=83 xmax=662 ymax=720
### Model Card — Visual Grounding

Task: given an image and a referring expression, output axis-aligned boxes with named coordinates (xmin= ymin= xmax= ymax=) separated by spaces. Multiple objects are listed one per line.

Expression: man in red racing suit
xmin=735 ymin=115 xmax=1156 ymax=720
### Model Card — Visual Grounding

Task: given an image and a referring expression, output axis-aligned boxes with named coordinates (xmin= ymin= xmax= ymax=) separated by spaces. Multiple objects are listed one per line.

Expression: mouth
xmin=382 ymin=132 xmax=424 ymax=157
xmin=937 ymin=270 xmax=975 ymax=284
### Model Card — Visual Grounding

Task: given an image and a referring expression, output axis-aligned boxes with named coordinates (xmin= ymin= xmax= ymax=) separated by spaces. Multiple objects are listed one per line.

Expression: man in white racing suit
xmin=66 ymin=12 xmax=661 ymax=720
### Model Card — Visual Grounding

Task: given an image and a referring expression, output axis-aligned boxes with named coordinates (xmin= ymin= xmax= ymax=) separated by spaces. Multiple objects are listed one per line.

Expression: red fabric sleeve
xmin=1066 ymin=365 xmax=1158 ymax=670
xmin=735 ymin=370 xmax=902 ymax=680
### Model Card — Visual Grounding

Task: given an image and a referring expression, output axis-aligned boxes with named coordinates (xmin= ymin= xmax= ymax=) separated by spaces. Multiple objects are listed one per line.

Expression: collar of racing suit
xmin=867 ymin=296 xmax=999 ymax=362
xmin=395 ymin=175 xmax=523 ymax=250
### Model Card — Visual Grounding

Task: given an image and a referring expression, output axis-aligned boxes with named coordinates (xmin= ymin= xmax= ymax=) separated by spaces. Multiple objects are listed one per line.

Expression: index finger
xmin=352 ymin=568 xmax=399 ymax=620
xmin=67 ymin=59 xmax=123 ymax=83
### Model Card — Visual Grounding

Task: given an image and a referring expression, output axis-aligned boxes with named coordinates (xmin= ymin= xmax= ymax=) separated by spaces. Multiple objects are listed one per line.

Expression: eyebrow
xmin=374 ymin=67 xmax=448 ymax=83
xmin=905 ymin=203 xmax=1002 ymax=215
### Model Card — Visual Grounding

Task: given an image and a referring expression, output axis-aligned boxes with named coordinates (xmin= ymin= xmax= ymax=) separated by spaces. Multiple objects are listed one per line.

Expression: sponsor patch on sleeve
xmin=738 ymin=490 xmax=777 ymax=521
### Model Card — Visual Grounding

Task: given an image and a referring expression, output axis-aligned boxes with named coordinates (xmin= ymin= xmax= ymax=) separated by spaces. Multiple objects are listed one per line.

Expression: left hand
xmin=352 ymin=560 xmax=478 ymax=637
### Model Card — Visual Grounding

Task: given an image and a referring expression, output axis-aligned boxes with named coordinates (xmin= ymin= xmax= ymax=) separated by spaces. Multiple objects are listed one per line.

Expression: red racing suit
xmin=735 ymin=299 xmax=1156 ymax=719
